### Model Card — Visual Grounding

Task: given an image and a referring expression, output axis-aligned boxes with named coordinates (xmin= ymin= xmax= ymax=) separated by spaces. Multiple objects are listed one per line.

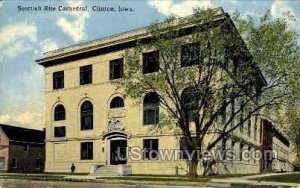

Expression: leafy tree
xmin=116 ymin=8 xmax=300 ymax=177
xmin=233 ymin=10 xmax=300 ymax=165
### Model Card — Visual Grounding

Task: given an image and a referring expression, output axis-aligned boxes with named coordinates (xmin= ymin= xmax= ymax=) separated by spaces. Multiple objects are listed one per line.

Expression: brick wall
xmin=8 ymin=142 xmax=45 ymax=173
xmin=0 ymin=130 xmax=9 ymax=171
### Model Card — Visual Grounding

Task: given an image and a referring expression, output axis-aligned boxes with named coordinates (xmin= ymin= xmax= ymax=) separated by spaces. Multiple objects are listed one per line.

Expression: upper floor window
xmin=143 ymin=51 xmax=159 ymax=74
xmin=80 ymin=65 xmax=92 ymax=85
xmin=181 ymin=42 xmax=200 ymax=67
xmin=181 ymin=87 xmax=201 ymax=121
xmin=81 ymin=101 xmax=93 ymax=130
xmin=143 ymin=92 xmax=159 ymax=125
xmin=81 ymin=142 xmax=93 ymax=160
xmin=143 ymin=139 xmax=158 ymax=160
xmin=54 ymin=104 xmax=65 ymax=121
xmin=110 ymin=58 xmax=124 ymax=80
xmin=53 ymin=71 xmax=64 ymax=90
xmin=54 ymin=126 xmax=66 ymax=137
xmin=110 ymin=96 xmax=124 ymax=109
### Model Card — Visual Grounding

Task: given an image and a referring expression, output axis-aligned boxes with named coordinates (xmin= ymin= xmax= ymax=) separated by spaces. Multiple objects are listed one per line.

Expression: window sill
xmin=53 ymin=88 xmax=65 ymax=91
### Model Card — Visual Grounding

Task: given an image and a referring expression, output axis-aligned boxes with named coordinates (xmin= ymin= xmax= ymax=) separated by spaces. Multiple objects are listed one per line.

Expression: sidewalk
xmin=210 ymin=172 xmax=300 ymax=187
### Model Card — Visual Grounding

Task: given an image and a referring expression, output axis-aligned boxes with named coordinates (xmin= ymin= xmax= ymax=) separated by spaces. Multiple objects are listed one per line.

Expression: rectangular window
xmin=181 ymin=42 xmax=200 ymax=67
xmin=24 ymin=144 xmax=29 ymax=151
xmin=81 ymin=142 xmax=93 ymax=160
xmin=254 ymin=115 xmax=258 ymax=141
xmin=143 ymin=108 xmax=159 ymax=125
xmin=109 ymin=58 xmax=124 ymax=80
xmin=239 ymin=143 xmax=244 ymax=161
xmin=247 ymin=117 xmax=251 ymax=137
xmin=143 ymin=139 xmax=158 ymax=160
xmin=11 ymin=157 xmax=17 ymax=168
xmin=143 ymin=51 xmax=159 ymax=74
xmin=54 ymin=126 xmax=66 ymax=137
xmin=240 ymin=101 xmax=244 ymax=133
xmin=0 ymin=157 xmax=5 ymax=169
xmin=80 ymin=65 xmax=92 ymax=85
xmin=53 ymin=71 xmax=64 ymax=89
xmin=179 ymin=137 xmax=197 ymax=159
xmin=35 ymin=158 xmax=40 ymax=169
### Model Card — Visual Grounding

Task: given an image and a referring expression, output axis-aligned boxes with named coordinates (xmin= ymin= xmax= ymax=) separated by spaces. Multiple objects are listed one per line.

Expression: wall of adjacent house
xmin=0 ymin=131 xmax=9 ymax=171
xmin=8 ymin=142 xmax=45 ymax=172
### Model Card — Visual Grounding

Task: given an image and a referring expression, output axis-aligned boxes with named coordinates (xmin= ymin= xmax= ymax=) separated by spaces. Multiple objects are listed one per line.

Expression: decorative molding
xmin=108 ymin=119 xmax=125 ymax=132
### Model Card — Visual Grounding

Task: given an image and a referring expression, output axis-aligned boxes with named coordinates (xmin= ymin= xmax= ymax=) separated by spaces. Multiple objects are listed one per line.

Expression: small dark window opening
xmin=239 ymin=143 xmax=244 ymax=161
xmin=53 ymin=71 xmax=64 ymax=90
xmin=181 ymin=42 xmax=200 ymax=67
xmin=110 ymin=58 xmax=124 ymax=80
xmin=54 ymin=104 xmax=66 ymax=121
xmin=110 ymin=97 xmax=124 ymax=109
xmin=143 ymin=51 xmax=159 ymax=74
xmin=81 ymin=142 xmax=93 ymax=160
xmin=24 ymin=144 xmax=29 ymax=151
xmin=181 ymin=87 xmax=201 ymax=121
xmin=143 ymin=92 xmax=159 ymax=125
xmin=143 ymin=139 xmax=158 ymax=160
xmin=81 ymin=101 xmax=93 ymax=130
xmin=11 ymin=158 xmax=17 ymax=168
xmin=80 ymin=65 xmax=92 ymax=85
xmin=35 ymin=158 xmax=40 ymax=169
xmin=179 ymin=137 xmax=197 ymax=159
xmin=54 ymin=126 xmax=66 ymax=137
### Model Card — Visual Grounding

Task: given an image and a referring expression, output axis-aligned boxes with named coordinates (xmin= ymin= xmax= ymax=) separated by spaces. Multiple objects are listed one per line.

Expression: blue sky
xmin=0 ymin=0 xmax=299 ymax=130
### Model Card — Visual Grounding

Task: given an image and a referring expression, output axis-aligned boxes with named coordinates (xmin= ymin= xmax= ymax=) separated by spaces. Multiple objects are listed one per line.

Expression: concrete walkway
xmin=211 ymin=172 xmax=300 ymax=187
xmin=63 ymin=172 xmax=300 ymax=187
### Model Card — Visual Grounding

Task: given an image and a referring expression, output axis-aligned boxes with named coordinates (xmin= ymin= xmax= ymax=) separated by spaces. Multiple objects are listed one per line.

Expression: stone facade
xmin=36 ymin=8 xmax=290 ymax=175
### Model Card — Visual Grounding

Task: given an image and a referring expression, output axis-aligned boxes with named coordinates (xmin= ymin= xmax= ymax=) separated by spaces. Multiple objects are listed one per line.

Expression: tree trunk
xmin=187 ymin=159 xmax=198 ymax=178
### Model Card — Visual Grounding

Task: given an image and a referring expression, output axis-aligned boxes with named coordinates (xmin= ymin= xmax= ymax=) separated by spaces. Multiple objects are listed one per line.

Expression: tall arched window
xmin=81 ymin=101 xmax=93 ymax=130
xmin=110 ymin=97 xmax=124 ymax=109
xmin=143 ymin=92 xmax=159 ymax=125
xmin=181 ymin=87 xmax=201 ymax=121
xmin=54 ymin=104 xmax=65 ymax=121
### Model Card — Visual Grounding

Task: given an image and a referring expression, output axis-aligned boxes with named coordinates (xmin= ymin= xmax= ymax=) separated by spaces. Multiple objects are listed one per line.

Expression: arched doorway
xmin=102 ymin=119 xmax=129 ymax=165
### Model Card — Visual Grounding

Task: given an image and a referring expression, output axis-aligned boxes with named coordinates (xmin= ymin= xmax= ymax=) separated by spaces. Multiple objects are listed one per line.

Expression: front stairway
xmin=91 ymin=165 xmax=119 ymax=177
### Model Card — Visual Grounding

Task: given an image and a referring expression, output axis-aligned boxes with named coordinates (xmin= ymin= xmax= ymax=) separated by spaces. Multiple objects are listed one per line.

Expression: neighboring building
xmin=36 ymin=7 xmax=290 ymax=175
xmin=0 ymin=124 xmax=45 ymax=172
xmin=260 ymin=118 xmax=293 ymax=172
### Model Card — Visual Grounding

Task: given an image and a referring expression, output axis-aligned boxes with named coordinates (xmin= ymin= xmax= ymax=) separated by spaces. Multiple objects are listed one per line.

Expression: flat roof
xmin=36 ymin=7 xmax=226 ymax=67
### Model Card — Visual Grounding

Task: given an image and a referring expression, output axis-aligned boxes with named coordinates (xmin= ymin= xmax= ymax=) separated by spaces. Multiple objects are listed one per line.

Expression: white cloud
xmin=41 ymin=38 xmax=59 ymax=53
xmin=271 ymin=0 xmax=295 ymax=18
xmin=56 ymin=0 xmax=90 ymax=42
xmin=0 ymin=114 xmax=13 ymax=123
xmin=5 ymin=41 xmax=33 ymax=59
xmin=0 ymin=22 xmax=37 ymax=61
xmin=0 ymin=1 xmax=3 ymax=8
xmin=0 ymin=112 xmax=44 ymax=130
xmin=148 ymin=0 xmax=213 ymax=17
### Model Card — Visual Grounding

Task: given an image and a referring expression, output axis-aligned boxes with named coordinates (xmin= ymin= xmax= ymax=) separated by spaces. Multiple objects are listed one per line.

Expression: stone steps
xmin=92 ymin=165 xmax=119 ymax=177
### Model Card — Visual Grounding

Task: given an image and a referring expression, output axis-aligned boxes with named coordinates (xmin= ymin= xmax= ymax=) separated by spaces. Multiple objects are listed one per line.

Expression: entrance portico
xmin=102 ymin=119 xmax=129 ymax=166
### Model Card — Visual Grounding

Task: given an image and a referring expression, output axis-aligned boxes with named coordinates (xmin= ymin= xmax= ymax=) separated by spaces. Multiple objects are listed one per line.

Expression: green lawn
xmin=251 ymin=173 xmax=300 ymax=183
xmin=0 ymin=173 xmax=64 ymax=181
